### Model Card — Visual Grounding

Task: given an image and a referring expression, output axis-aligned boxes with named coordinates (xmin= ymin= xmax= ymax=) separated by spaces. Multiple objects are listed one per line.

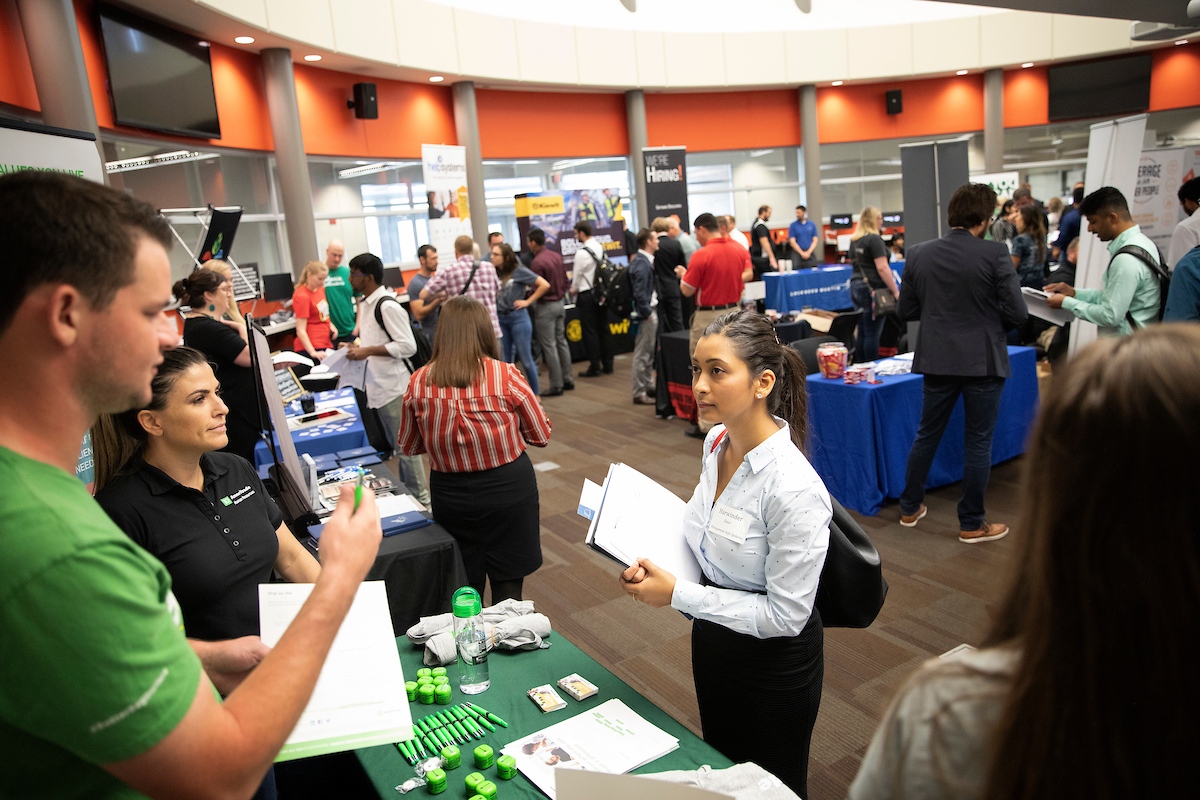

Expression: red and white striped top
xmin=398 ymin=358 xmax=552 ymax=473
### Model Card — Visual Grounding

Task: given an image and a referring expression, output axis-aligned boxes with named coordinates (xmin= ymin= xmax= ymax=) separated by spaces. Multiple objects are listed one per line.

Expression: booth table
xmin=254 ymin=387 xmax=370 ymax=469
xmin=764 ymin=262 xmax=904 ymax=314
xmin=806 ymin=346 xmax=1039 ymax=516
xmin=356 ymin=636 xmax=733 ymax=797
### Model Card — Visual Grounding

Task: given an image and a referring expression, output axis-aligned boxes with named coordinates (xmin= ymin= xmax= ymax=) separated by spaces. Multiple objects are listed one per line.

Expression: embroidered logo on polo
xmin=220 ymin=486 xmax=256 ymax=506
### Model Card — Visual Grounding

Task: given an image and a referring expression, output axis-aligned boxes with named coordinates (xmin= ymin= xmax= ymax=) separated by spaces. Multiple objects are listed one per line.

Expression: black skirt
xmin=429 ymin=451 xmax=542 ymax=587
xmin=691 ymin=611 xmax=823 ymax=798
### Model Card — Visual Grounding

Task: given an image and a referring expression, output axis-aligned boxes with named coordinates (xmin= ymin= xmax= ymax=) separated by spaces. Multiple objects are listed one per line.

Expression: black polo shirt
xmin=97 ymin=452 xmax=283 ymax=641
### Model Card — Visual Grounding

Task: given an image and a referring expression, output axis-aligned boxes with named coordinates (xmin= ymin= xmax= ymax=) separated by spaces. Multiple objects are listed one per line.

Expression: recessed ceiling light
xmin=1176 ymin=39 xmax=1189 ymax=45
xmin=831 ymin=80 xmax=843 ymax=86
xmin=429 ymin=76 xmax=445 ymax=83
xmin=234 ymin=36 xmax=255 ymax=44
xmin=956 ymin=69 xmax=969 ymax=76
xmin=1021 ymin=62 xmax=1034 ymax=68
xmin=304 ymin=54 xmax=322 ymax=61
xmin=198 ymin=41 xmax=210 ymax=48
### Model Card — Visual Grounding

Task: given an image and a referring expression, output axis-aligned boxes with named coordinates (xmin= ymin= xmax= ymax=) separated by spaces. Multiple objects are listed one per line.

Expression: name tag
xmin=708 ymin=503 xmax=751 ymax=545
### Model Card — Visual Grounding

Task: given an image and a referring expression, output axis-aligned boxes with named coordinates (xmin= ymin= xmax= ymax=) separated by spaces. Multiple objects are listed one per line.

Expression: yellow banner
xmin=514 ymin=195 xmax=566 ymax=219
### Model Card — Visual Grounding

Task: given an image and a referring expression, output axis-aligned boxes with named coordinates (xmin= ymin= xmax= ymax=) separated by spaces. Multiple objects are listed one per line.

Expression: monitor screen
xmin=263 ymin=273 xmax=295 ymax=303
xmin=382 ymin=267 xmax=405 ymax=289
xmin=96 ymin=3 xmax=221 ymax=139
xmin=882 ymin=212 xmax=903 ymax=226
xmin=1048 ymin=53 xmax=1152 ymax=123
xmin=830 ymin=214 xmax=853 ymax=229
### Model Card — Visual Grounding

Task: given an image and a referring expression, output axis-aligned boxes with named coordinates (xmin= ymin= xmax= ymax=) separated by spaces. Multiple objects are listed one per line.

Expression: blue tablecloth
xmin=764 ymin=262 xmax=904 ymax=313
xmin=253 ymin=387 xmax=371 ymax=468
xmin=806 ymin=346 xmax=1038 ymax=516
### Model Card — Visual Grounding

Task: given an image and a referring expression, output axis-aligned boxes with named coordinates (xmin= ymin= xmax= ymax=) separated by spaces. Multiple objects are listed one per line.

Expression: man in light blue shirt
xmin=787 ymin=205 xmax=820 ymax=269
xmin=1046 ymin=187 xmax=1160 ymax=336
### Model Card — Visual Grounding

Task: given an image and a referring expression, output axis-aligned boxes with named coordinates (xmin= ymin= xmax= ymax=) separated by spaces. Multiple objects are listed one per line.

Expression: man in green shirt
xmin=322 ymin=239 xmax=356 ymax=345
xmin=1046 ymin=187 xmax=1161 ymax=336
xmin=0 ymin=172 xmax=382 ymax=799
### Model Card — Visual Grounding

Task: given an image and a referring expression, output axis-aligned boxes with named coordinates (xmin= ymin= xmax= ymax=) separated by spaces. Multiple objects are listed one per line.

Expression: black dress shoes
xmin=578 ymin=369 xmax=602 ymax=378
xmin=539 ymin=388 xmax=564 ymax=397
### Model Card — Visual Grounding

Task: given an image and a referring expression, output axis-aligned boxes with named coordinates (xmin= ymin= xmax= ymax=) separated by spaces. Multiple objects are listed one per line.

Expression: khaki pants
xmin=689 ymin=307 xmax=727 ymax=432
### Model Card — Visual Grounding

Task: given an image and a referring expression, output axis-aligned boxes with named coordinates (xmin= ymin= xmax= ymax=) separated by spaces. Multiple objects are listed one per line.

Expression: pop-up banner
xmin=514 ymin=188 xmax=628 ymax=268
xmin=1134 ymin=146 xmax=1200 ymax=255
xmin=422 ymin=143 xmax=473 ymax=256
xmin=642 ymin=146 xmax=689 ymax=232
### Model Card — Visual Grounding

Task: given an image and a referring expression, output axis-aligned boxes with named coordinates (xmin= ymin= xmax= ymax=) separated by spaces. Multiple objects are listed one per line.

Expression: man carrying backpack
xmin=1046 ymin=187 xmax=1162 ymax=336
xmin=347 ymin=252 xmax=431 ymax=505
xmin=572 ymin=221 xmax=614 ymax=377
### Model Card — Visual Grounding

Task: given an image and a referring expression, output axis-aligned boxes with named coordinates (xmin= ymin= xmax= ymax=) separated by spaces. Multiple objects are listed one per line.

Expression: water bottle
xmin=452 ymin=587 xmax=490 ymax=694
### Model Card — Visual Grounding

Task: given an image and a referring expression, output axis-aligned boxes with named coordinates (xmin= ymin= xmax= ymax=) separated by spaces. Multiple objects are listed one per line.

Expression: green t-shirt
xmin=324 ymin=265 xmax=356 ymax=337
xmin=0 ymin=446 xmax=203 ymax=798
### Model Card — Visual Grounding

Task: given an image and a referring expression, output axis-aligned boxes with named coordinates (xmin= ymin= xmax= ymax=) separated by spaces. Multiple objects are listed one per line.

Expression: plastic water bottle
xmin=452 ymin=587 xmax=490 ymax=694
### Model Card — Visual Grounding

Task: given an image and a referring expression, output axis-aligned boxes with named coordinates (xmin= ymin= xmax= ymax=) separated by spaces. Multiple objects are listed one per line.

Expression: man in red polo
xmin=675 ymin=212 xmax=753 ymax=438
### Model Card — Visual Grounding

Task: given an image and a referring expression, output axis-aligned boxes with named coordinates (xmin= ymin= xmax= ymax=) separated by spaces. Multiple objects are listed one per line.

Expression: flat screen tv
xmin=96 ymin=3 xmax=221 ymax=139
xmin=1048 ymin=53 xmax=1152 ymax=123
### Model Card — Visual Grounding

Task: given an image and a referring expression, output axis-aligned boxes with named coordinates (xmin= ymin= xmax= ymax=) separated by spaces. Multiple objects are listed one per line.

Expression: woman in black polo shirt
xmin=95 ymin=347 xmax=320 ymax=677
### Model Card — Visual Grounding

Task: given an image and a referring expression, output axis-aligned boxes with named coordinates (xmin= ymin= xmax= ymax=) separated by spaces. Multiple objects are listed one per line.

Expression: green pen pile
xmin=394 ymin=702 xmax=510 ymax=768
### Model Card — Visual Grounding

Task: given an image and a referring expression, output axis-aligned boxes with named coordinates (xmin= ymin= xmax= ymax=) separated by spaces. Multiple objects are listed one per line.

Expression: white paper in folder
xmin=585 ymin=464 xmax=701 ymax=585
xmin=1021 ymin=287 xmax=1076 ymax=326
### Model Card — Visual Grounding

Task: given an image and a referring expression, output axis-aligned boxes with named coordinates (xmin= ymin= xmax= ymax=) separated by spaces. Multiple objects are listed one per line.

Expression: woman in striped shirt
xmin=398 ymin=296 xmax=552 ymax=603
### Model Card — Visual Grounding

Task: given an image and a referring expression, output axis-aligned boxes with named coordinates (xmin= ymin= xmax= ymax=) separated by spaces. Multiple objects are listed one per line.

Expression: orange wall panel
xmin=476 ymin=89 xmax=627 ymax=158
xmin=1003 ymin=67 xmax=1049 ymax=128
xmin=817 ymin=75 xmax=984 ymax=144
xmin=294 ymin=65 xmax=455 ymax=159
xmin=645 ymin=90 xmax=800 ymax=152
xmin=0 ymin=0 xmax=38 ymax=111
xmin=1150 ymin=42 xmax=1200 ymax=112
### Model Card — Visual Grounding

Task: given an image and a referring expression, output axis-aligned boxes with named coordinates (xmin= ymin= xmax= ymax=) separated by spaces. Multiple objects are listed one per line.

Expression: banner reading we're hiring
xmin=642 ymin=146 xmax=689 ymax=232
xmin=422 ymin=144 xmax=473 ymax=256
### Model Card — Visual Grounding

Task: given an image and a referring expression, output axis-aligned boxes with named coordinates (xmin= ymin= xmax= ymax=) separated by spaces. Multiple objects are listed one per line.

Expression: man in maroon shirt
xmin=677 ymin=212 xmax=753 ymax=438
xmin=527 ymin=227 xmax=575 ymax=397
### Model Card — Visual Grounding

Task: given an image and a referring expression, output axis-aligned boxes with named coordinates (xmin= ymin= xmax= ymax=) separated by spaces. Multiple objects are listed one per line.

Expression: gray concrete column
xmin=451 ymin=81 xmax=490 ymax=247
xmin=261 ymin=48 xmax=318 ymax=276
xmin=16 ymin=0 xmax=104 ymax=165
xmin=799 ymin=84 xmax=823 ymax=230
xmin=984 ymin=68 xmax=1005 ymax=174
xmin=625 ymin=89 xmax=648 ymax=230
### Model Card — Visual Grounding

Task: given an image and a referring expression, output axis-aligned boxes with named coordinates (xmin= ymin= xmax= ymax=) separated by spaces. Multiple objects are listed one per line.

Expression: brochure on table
xmin=258 ymin=581 xmax=412 ymax=760
xmin=556 ymin=769 xmax=731 ymax=800
xmin=501 ymin=699 xmax=680 ymax=799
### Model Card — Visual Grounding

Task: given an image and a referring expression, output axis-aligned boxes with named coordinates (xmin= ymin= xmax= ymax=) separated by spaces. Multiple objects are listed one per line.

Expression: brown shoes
xmin=959 ymin=522 xmax=1009 ymax=544
xmin=899 ymin=504 xmax=927 ymax=528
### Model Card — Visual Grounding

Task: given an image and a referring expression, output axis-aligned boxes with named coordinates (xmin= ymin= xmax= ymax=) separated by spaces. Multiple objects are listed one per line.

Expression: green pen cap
xmin=434 ymin=684 xmax=453 ymax=705
xmin=440 ymin=745 xmax=460 ymax=769
xmin=405 ymin=681 xmax=419 ymax=701
xmin=418 ymin=684 xmax=436 ymax=704
xmin=464 ymin=772 xmax=485 ymax=793
xmin=473 ymin=743 xmax=494 ymax=770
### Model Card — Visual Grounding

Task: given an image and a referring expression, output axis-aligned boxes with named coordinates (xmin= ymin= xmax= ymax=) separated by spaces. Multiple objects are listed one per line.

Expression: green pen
xmin=413 ymin=737 xmax=428 ymax=759
xmin=423 ymin=735 xmax=439 ymax=755
xmin=353 ymin=467 xmax=365 ymax=511
xmin=462 ymin=705 xmax=496 ymax=732
xmin=396 ymin=740 xmax=413 ymax=763
xmin=466 ymin=704 xmax=509 ymax=729
xmin=453 ymin=721 xmax=470 ymax=742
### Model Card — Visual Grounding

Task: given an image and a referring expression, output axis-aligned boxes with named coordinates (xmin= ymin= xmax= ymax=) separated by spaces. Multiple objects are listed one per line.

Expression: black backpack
xmin=590 ymin=246 xmax=632 ymax=318
xmin=1111 ymin=244 xmax=1170 ymax=327
xmin=374 ymin=294 xmax=432 ymax=371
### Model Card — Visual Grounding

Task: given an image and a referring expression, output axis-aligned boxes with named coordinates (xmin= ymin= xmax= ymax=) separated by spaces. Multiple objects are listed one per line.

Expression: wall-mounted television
xmin=1048 ymin=53 xmax=1152 ymax=123
xmin=829 ymin=214 xmax=854 ymax=229
xmin=96 ymin=3 xmax=221 ymax=139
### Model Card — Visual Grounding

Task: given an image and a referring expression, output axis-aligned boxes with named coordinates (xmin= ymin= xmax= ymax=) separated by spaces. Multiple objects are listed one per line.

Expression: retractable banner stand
xmin=1 ymin=119 xmax=106 ymax=491
xmin=642 ymin=146 xmax=689 ymax=231
xmin=421 ymin=144 xmax=473 ymax=256
xmin=1071 ymin=114 xmax=1148 ymax=356
xmin=1134 ymin=146 xmax=1200 ymax=255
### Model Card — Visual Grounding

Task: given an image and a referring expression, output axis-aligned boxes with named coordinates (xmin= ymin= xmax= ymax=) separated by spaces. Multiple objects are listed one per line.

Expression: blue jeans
xmin=499 ymin=309 xmax=539 ymax=395
xmin=850 ymin=279 xmax=884 ymax=363
xmin=899 ymin=375 xmax=1006 ymax=531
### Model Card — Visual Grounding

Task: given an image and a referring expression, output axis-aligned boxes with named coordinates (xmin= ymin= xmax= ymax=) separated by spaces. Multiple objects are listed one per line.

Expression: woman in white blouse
xmin=620 ymin=310 xmax=831 ymax=798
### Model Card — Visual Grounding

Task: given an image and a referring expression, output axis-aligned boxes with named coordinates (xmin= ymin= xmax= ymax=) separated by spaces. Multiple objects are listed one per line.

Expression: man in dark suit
xmin=651 ymin=217 xmax=686 ymax=332
xmin=897 ymin=183 xmax=1028 ymax=544
xmin=629 ymin=228 xmax=658 ymax=405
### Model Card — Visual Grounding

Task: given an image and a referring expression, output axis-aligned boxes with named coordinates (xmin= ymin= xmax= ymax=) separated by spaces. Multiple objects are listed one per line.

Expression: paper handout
xmin=556 ymin=770 xmax=733 ymax=800
xmin=319 ymin=347 xmax=367 ymax=391
xmin=584 ymin=464 xmax=701 ymax=585
xmin=1021 ymin=286 xmax=1075 ymax=326
xmin=258 ymin=581 xmax=412 ymax=760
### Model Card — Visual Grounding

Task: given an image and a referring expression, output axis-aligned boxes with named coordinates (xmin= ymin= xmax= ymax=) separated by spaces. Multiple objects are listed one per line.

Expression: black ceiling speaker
xmin=886 ymin=89 xmax=903 ymax=115
xmin=349 ymin=82 xmax=378 ymax=119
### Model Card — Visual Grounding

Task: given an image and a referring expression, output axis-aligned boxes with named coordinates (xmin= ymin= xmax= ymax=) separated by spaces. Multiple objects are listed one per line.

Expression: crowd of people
xmin=3 ymin=168 xmax=1199 ymax=800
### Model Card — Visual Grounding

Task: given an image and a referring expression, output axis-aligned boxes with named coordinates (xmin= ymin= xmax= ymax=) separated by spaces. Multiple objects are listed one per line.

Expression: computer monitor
xmin=382 ymin=267 xmax=404 ymax=289
xmin=263 ymin=273 xmax=294 ymax=302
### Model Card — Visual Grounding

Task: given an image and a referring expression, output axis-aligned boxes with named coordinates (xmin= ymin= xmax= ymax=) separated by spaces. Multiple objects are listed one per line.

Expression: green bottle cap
xmin=432 ymin=675 xmax=450 ymax=686
xmin=418 ymin=684 xmax=436 ymax=704
xmin=416 ymin=676 xmax=434 ymax=687
xmin=417 ymin=668 xmax=433 ymax=679
xmin=440 ymin=745 xmax=460 ymax=769
xmin=476 ymin=779 xmax=498 ymax=799
xmin=405 ymin=681 xmax=419 ymax=701
xmin=425 ymin=767 xmax=446 ymax=794
xmin=452 ymin=586 xmax=482 ymax=618
xmin=431 ymin=667 xmax=448 ymax=678
xmin=473 ymin=743 xmax=494 ymax=769
xmin=434 ymin=684 xmax=453 ymax=704
xmin=496 ymin=754 xmax=517 ymax=779
xmin=465 ymin=772 xmax=485 ymax=793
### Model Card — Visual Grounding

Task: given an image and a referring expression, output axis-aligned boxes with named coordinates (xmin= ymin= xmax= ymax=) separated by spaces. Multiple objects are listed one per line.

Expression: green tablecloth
xmin=357 ymin=635 xmax=733 ymax=797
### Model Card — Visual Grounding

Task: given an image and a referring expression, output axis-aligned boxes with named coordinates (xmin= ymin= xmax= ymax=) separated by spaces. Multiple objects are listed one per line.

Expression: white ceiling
xmin=926 ymin=0 xmax=1192 ymax=26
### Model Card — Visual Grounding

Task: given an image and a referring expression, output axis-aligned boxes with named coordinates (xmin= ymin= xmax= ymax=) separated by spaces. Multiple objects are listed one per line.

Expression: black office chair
xmin=789 ymin=335 xmax=837 ymax=375
xmin=827 ymin=310 xmax=863 ymax=352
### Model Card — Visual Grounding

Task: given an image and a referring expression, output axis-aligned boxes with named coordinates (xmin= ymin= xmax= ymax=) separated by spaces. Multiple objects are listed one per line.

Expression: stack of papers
xmin=501 ymin=699 xmax=680 ymax=799
xmin=1021 ymin=286 xmax=1075 ymax=326
xmin=581 ymin=464 xmax=700 ymax=585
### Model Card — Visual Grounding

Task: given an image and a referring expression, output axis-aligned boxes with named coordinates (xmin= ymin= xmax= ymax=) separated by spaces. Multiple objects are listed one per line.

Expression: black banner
xmin=642 ymin=146 xmax=689 ymax=232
